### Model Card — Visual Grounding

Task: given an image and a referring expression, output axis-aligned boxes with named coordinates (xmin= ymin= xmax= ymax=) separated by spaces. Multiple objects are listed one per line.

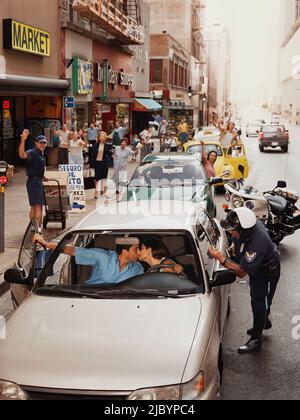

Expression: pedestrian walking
xmin=56 ymin=124 xmax=70 ymax=165
xmin=113 ymin=139 xmax=137 ymax=196
xmin=167 ymin=132 xmax=179 ymax=152
xmin=91 ymin=132 xmax=113 ymax=200
xmin=208 ymin=208 xmax=281 ymax=354
xmin=18 ymin=129 xmax=48 ymax=230
xmin=111 ymin=121 xmax=127 ymax=147
xmin=69 ymin=132 xmax=86 ymax=166
xmin=177 ymin=118 xmax=189 ymax=146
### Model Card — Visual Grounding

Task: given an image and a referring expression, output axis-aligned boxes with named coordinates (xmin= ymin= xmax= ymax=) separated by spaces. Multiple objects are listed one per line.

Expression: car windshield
xmin=129 ymin=161 xmax=208 ymax=188
xmin=262 ymin=126 xmax=285 ymax=133
xmin=251 ymin=121 xmax=263 ymax=127
xmin=34 ymin=231 xmax=204 ymax=298
xmin=187 ymin=144 xmax=223 ymax=156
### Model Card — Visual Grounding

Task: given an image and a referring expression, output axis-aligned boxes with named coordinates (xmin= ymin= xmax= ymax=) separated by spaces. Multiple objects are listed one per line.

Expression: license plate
xmin=272 ymin=142 xmax=278 ymax=146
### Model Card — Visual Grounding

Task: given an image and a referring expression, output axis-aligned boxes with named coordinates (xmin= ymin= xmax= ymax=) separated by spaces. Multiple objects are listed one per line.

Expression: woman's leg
xmin=95 ymin=180 xmax=100 ymax=199
xmin=33 ymin=205 xmax=43 ymax=228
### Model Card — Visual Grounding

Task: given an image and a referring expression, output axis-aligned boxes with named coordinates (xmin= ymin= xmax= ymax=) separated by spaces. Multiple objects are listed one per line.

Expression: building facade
xmin=0 ymin=0 xmax=68 ymax=163
xmin=62 ymin=0 xmax=151 ymax=136
xmin=206 ymin=25 xmax=231 ymax=124
xmin=144 ymin=0 xmax=207 ymax=130
xmin=279 ymin=0 xmax=300 ymax=121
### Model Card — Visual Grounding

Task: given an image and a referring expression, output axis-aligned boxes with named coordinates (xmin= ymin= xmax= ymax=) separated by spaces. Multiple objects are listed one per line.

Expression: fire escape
xmin=123 ymin=0 xmax=142 ymax=25
xmin=72 ymin=0 xmax=144 ymax=45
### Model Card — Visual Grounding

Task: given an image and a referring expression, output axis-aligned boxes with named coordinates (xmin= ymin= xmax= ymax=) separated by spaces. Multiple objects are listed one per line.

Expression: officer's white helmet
xmin=221 ymin=208 xmax=257 ymax=232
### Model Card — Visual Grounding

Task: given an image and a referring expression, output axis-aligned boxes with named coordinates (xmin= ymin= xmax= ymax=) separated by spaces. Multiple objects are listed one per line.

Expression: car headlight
xmin=128 ymin=385 xmax=180 ymax=400
xmin=181 ymin=371 xmax=206 ymax=400
xmin=225 ymin=192 xmax=231 ymax=202
xmin=128 ymin=372 xmax=206 ymax=401
xmin=232 ymin=195 xmax=244 ymax=208
xmin=0 ymin=380 xmax=28 ymax=400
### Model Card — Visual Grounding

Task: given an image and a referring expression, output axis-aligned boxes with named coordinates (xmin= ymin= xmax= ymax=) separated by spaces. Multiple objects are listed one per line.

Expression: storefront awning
xmin=133 ymin=98 xmax=162 ymax=112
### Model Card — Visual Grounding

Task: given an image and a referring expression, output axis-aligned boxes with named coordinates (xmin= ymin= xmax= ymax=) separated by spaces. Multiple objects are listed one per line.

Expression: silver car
xmin=2 ymin=202 xmax=234 ymax=400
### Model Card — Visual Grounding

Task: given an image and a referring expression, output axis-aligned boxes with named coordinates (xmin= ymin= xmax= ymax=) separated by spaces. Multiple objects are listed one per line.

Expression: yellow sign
xmin=3 ymin=19 xmax=51 ymax=57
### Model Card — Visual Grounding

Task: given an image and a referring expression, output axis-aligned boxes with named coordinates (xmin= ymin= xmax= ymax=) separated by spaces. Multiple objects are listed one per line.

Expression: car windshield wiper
xmin=36 ymin=286 xmax=112 ymax=299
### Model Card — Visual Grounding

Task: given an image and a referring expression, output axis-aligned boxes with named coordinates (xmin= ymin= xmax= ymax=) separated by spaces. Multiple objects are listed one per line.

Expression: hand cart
xmin=43 ymin=179 xmax=69 ymax=230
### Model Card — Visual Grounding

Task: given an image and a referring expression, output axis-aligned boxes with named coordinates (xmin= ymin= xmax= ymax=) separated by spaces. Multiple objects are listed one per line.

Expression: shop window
xmin=150 ymin=59 xmax=163 ymax=84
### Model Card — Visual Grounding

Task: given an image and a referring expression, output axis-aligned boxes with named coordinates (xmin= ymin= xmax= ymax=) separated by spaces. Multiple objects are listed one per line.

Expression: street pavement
xmin=221 ymin=123 xmax=300 ymax=400
xmin=1 ymin=130 xmax=300 ymax=399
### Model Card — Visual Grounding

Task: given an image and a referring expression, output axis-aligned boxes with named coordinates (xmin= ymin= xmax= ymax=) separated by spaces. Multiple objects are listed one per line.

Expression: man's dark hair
xmin=116 ymin=244 xmax=134 ymax=256
xmin=141 ymin=238 xmax=168 ymax=260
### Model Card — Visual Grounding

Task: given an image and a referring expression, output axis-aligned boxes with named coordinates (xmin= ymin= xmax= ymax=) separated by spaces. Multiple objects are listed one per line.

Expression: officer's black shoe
xmin=238 ymin=339 xmax=262 ymax=354
xmin=247 ymin=319 xmax=272 ymax=336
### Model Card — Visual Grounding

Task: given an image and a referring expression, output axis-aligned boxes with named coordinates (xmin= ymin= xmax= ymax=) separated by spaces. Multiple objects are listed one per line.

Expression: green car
xmin=122 ymin=153 xmax=217 ymax=217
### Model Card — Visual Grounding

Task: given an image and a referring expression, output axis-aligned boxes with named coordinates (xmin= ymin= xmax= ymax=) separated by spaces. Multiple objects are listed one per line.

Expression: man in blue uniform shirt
xmin=209 ymin=208 xmax=281 ymax=354
xmin=33 ymin=235 xmax=144 ymax=285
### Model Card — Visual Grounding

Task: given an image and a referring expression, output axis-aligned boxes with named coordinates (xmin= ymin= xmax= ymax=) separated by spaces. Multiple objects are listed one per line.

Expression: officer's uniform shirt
xmin=26 ymin=149 xmax=46 ymax=179
xmin=232 ymin=220 xmax=279 ymax=278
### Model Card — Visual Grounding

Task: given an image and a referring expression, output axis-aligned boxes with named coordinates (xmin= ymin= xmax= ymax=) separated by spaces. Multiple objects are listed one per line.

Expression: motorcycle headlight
xmin=232 ymin=195 xmax=244 ymax=208
xmin=0 ymin=380 xmax=28 ymax=400
xmin=128 ymin=371 xmax=206 ymax=401
xmin=225 ymin=192 xmax=231 ymax=202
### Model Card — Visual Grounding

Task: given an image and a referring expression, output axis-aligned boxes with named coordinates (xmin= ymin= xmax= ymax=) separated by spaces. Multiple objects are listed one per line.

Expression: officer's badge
xmin=245 ymin=251 xmax=257 ymax=263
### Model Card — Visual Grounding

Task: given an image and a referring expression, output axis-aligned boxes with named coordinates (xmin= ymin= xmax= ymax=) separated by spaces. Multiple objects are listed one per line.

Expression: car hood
xmin=0 ymin=295 xmax=202 ymax=391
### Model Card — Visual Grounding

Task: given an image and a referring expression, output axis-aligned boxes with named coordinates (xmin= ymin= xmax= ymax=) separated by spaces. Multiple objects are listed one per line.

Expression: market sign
xmin=3 ymin=19 xmax=51 ymax=57
xmin=72 ymin=58 xmax=93 ymax=95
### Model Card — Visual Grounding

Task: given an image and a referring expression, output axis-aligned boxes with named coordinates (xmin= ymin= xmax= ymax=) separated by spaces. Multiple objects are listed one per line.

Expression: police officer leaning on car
xmin=208 ymin=208 xmax=281 ymax=354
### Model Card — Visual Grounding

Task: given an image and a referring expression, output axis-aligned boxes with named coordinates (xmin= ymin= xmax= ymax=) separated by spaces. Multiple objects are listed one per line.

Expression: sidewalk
xmin=0 ymin=160 xmax=139 ymax=276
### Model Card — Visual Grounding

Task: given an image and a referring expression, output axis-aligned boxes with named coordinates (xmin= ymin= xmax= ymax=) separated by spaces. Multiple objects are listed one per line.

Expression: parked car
xmin=122 ymin=153 xmax=217 ymax=217
xmin=183 ymin=141 xmax=249 ymax=186
xmin=258 ymin=124 xmax=289 ymax=153
xmin=246 ymin=120 xmax=266 ymax=137
xmin=1 ymin=202 xmax=235 ymax=400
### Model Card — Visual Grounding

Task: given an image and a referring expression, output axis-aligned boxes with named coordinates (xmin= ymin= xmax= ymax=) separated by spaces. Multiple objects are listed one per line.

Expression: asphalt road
xmin=221 ymin=124 xmax=300 ymax=400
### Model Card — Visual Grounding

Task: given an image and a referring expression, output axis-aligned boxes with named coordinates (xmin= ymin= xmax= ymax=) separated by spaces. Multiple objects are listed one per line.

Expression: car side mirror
xmin=209 ymin=177 xmax=223 ymax=186
xmin=4 ymin=268 xmax=30 ymax=286
xmin=276 ymin=181 xmax=287 ymax=189
xmin=211 ymin=269 xmax=236 ymax=288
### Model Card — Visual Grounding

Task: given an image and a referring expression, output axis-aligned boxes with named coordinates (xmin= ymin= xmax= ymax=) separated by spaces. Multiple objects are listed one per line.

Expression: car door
xmin=194 ymin=210 xmax=229 ymax=332
xmin=10 ymin=219 xmax=39 ymax=308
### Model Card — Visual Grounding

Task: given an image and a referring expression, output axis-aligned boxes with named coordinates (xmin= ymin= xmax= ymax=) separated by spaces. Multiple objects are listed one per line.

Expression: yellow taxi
xmin=183 ymin=140 xmax=249 ymax=184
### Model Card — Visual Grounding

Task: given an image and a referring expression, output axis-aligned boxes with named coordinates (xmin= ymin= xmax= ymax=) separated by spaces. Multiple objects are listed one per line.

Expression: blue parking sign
xmin=64 ymin=97 xmax=75 ymax=109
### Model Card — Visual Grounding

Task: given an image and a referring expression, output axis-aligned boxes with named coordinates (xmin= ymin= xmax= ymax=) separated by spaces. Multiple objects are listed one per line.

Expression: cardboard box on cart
xmin=44 ymin=172 xmax=73 ymax=216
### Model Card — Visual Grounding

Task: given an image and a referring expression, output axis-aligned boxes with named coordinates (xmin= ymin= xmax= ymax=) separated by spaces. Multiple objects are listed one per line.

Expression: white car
xmin=1 ymin=201 xmax=234 ymax=401
xmin=246 ymin=120 xmax=266 ymax=137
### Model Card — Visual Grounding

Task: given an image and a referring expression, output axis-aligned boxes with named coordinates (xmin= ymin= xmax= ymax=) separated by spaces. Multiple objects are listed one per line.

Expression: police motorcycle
xmin=223 ymin=179 xmax=300 ymax=244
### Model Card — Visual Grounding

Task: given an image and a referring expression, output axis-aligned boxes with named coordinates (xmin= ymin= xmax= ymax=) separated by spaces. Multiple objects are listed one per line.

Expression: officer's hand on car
xmin=208 ymin=247 xmax=226 ymax=264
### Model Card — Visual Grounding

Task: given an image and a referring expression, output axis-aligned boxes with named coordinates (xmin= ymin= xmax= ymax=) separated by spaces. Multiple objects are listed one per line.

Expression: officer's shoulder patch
xmin=245 ymin=251 xmax=257 ymax=263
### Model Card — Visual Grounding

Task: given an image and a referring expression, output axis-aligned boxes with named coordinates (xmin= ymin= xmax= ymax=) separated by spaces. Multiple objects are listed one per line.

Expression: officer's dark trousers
xmin=249 ymin=264 xmax=281 ymax=340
